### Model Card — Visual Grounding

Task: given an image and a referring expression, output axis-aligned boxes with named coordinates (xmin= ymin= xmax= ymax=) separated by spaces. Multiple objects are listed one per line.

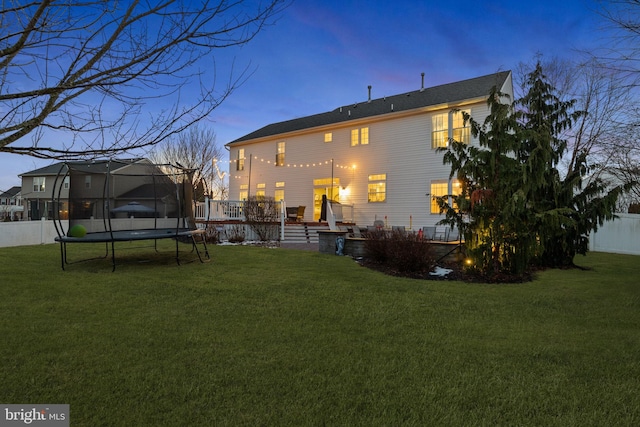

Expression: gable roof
xmin=19 ymin=158 xmax=147 ymax=177
xmin=227 ymin=70 xmax=511 ymax=145
xmin=0 ymin=186 xmax=21 ymax=198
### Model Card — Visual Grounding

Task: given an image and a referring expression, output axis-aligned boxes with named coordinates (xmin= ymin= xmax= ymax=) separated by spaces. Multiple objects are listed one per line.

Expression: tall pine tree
xmin=438 ymin=63 xmax=626 ymax=281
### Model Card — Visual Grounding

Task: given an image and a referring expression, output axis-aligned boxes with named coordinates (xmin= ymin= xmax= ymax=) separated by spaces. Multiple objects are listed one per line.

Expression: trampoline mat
xmin=55 ymin=228 xmax=199 ymax=243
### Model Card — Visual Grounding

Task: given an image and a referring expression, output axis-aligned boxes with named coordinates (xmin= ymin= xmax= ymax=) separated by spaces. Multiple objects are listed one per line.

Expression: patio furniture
xmin=286 ymin=207 xmax=298 ymax=221
xmin=435 ymin=226 xmax=450 ymax=241
xmin=422 ymin=226 xmax=436 ymax=240
xmin=296 ymin=206 xmax=305 ymax=221
xmin=285 ymin=205 xmax=305 ymax=222
xmin=391 ymin=225 xmax=406 ymax=235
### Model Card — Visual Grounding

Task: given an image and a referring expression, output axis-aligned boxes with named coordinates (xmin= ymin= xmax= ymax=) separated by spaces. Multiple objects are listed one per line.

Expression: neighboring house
xmin=0 ymin=186 xmax=23 ymax=220
xmin=19 ymin=159 xmax=171 ymax=220
xmin=226 ymin=71 xmax=514 ymax=227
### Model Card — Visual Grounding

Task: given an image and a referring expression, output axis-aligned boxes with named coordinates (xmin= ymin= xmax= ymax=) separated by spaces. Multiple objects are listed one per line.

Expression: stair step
xmin=283 ymin=223 xmax=329 ymax=243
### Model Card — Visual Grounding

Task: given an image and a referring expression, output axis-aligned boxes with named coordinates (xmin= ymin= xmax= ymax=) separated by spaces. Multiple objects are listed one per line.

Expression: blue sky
xmin=0 ymin=0 xmax=607 ymax=190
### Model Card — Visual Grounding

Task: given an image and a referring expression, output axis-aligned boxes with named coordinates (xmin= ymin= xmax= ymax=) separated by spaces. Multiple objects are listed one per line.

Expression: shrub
xmin=364 ymin=230 xmax=435 ymax=274
xmin=244 ymin=195 xmax=279 ymax=241
xmin=227 ymin=224 xmax=246 ymax=243
xmin=204 ymin=224 xmax=223 ymax=244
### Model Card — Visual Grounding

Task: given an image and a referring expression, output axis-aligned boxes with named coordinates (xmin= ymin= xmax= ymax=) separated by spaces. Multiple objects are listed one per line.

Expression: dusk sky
xmin=0 ymin=0 xmax=611 ymax=191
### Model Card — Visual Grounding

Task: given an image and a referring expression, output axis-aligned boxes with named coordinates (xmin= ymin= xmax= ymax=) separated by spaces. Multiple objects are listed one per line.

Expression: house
xmin=0 ymin=186 xmax=23 ymax=221
xmin=19 ymin=159 xmax=174 ymax=220
xmin=226 ymin=71 xmax=514 ymax=228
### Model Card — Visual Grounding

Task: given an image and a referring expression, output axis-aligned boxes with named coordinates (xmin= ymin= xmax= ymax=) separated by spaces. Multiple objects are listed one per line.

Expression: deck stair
xmin=283 ymin=223 xmax=329 ymax=244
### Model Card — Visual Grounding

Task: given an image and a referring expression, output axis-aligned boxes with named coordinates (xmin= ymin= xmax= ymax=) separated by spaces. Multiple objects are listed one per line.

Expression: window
xmin=451 ymin=111 xmax=470 ymax=145
xmin=256 ymin=183 xmax=266 ymax=198
xmin=324 ymin=132 xmax=332 ymax=143
xmin=361 ymin=127 xmax=369 ymax=145
xmin=432 ymin=110 xmax=470 ymax=148
xmin=239 ymin=184 xmax=248 ymax=201
xmin=84 ymin=175 xmax=91 ymax=189
xmin=276 ymin=142 xmax=285 ymax=166
xmin=33 ymin=177 xmax=45 ymax=192
xmin=275 ymin=182 xmax=285 ymax=202
xmin=236 ymin=148 xmax=245 ymax=171
xmin=351 ymin=127 xmax=369 ymax=146
xmin=431 ymin=114 xmax=448 ymax=149
xmin=63 ymin=176 xmax=69 ymax=189
xmin=430 ymin=181 xmax=448 ymax=213
xmin=451 ymin=179 xmax=462 ymax=210
xmin=368 ymin=174 xmax=386 ymax=203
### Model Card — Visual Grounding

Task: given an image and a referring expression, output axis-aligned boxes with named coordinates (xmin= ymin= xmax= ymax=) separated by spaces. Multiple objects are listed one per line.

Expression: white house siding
xmin=229 ymin=103 xmax=488 ymax=228
xmin=228 ymin=72 xmax=512 ymax=229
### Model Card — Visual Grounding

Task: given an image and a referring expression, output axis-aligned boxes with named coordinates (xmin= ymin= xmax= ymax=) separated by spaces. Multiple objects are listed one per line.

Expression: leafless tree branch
xmin=0 ymin=0 xmax=288 ymax=159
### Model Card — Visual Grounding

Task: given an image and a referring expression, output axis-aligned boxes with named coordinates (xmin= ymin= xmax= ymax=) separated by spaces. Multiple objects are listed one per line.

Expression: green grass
xmin=1 ymin=242 xmax=639 ymax=426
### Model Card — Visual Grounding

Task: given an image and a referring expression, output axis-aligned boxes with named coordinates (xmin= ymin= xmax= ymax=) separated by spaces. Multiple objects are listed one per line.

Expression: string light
xmin=223 ymin=156 xmax=357 ymax=179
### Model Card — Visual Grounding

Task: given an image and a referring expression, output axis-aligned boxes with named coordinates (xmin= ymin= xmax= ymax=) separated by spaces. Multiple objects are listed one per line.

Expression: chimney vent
xmin=420 ymin=72 xmax=425 ymax=92
xmin=368 ymin=85 xmax=372 ymax=103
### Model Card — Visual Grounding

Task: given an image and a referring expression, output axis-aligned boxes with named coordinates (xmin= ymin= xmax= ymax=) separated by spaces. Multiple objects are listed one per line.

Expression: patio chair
xmin=392 ymin=225 xmax=406 ymax=236
xmin=447 ymin=227 xmax=460 ymax=242
xmin=436 ymin=226 xmax=450 ymax=241
xmin=286 ymin=207 xmax=298 ymax=222
xmin=422 ymin=226 xmax=436 ymax=240
xmin=296 ymin=206 xmax=305 ymax=222
xmin=350 ymin=226 xmax=363 ymax=238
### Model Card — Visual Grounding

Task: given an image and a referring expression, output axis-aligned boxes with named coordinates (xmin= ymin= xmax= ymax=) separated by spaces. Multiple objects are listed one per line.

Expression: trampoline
xmin=52 ymin=159 xmax=210 ymax=271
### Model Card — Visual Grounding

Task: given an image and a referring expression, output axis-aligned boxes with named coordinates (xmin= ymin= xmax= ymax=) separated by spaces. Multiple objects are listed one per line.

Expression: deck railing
xmin=194 ymin=199 xmax=354 ymax=223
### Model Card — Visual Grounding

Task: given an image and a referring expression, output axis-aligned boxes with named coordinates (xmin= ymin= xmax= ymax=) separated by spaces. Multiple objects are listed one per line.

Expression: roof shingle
xmin=227 ymin=70 xmax=511 ymax=145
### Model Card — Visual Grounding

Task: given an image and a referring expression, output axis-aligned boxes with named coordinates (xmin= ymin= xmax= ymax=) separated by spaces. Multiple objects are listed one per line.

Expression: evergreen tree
xmin=438 ymin=63 xmax=627 ymax=281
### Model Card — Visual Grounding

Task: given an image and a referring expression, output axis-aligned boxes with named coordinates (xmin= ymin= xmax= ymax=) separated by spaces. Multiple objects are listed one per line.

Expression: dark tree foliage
xmin=438 ymin=63 xmax=628 ymax=281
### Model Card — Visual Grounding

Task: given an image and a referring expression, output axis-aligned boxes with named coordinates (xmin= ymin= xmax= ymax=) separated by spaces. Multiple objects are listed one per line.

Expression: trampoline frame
xmin=52 ymin=160 xmax=210 ymax=271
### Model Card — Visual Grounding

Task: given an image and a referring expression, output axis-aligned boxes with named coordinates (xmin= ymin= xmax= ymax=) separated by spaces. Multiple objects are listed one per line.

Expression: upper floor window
xmin=368 ymin=174 xmax=386 ymax=203
xmin=276 ymin=142 xmax=285 ymax=167
xmin=236 ymin=148 xmax=245 ymax=171
xmin=84 ymin=175 xmax=91 ymax=189
xmin=63 ymin=176 xmax=69 ymax=189
xmin=324 ymin=132 xmax=332 ymax=143
xmin=351 ymin=127 xmax=369 ymax=146
xmin=33 ymin=177 xmax=45 ymax=192
xmin=432 ymin=110 xmax=470 ymax=148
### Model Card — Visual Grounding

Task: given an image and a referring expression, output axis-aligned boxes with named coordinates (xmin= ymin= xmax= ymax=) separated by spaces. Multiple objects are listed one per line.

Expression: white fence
xmin=589 ymin=213 xmax=640 ymax=255
xmin=2 ymin=214 xmax=640 ymax=253
xmin=0 ymin=219 xmax=66 ymax=247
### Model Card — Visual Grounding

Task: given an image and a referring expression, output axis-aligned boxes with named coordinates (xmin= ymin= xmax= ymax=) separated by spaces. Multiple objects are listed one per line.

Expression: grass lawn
xmin=0 ymin=242 xmax=639 ymax=426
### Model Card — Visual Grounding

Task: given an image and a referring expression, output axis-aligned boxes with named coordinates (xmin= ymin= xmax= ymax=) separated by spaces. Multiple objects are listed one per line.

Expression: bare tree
xmin=0 ymin=0 xmax=288 ymax=159
xmin=149 ymin=125 xmax=227 ymax=201
xmin=514 ymin=56 xmax=640 ymax=210
xmin=595 ymin=0 xmax=640 ymax=84
xmin=589 ymin=0 xmax=640 ymax=208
